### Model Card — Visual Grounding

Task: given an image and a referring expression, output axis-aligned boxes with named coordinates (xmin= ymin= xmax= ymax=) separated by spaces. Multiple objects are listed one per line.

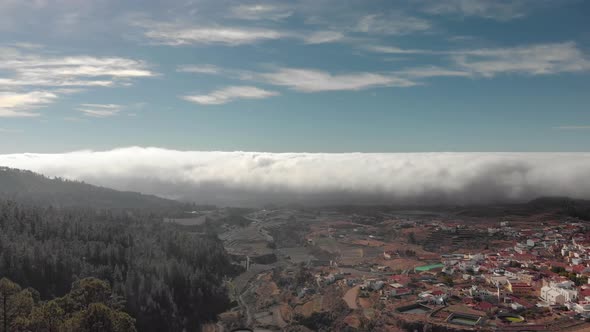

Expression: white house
xmin=541 ymin=282 xmax=578 ymax=305
xmin=541 ymin=287 xmax=566 ymax=305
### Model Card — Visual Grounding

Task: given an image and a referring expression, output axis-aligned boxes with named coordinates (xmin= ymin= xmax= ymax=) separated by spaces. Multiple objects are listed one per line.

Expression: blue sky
xmin=1 ymin=0 xmax=589 ymax=153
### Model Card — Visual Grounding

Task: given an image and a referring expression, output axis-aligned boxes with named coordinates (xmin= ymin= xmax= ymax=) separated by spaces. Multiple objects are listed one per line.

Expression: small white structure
xmin=574 ymin=302 xmax=590 ymax=314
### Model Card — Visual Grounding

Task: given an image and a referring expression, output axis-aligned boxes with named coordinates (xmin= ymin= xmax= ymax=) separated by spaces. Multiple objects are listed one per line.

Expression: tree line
xmin=0 ymin=199 xmax=240 ymax=331
xmin=0 ymin=276 xmax=135 ymax=332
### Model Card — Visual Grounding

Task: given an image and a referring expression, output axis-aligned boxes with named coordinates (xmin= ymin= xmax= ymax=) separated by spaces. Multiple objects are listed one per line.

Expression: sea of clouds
xmin=1 ymin=147 xmax=589 ymax=206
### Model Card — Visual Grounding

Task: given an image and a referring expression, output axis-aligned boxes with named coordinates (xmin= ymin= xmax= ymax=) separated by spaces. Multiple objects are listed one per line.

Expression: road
xmin=238 ymin=283 xmax=255 ymax=327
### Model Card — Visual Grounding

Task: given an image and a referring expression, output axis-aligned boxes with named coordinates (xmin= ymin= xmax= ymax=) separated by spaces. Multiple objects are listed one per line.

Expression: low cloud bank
xmin=1 ymin=147 xmax=589 ymax=206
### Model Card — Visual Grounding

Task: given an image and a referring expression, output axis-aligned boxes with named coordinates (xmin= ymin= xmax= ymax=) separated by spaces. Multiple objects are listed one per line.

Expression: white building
xmin=541 ymin=282 xmax=578 ymax=305
xmin=541 ymin=287 xmax=566 ymax=305
xmin=574 ymin=302 xmax=590 ymax=314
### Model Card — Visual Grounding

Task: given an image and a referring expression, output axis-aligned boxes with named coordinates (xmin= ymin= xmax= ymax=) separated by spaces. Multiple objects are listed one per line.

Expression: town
xmin=182 ymin=203 xmax=590 ymax=331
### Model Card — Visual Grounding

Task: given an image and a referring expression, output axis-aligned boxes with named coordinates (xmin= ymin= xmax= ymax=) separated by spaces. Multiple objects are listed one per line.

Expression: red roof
xmin=389 ymin=275 xmax=410 ymax=284
xmin=512 ymin=296 xmax=534 ymax=308
xmin=395 ymin=288 xmax=411 ymax=294
xmin=580 ymin=289 xmax=590 ymax=298
xmin=513 ymin=253 xmax=536 ymax=261
xmin=475 ymin=301 xmax=494 ymax=311
xmin=510 ymin=283 xmax=531 ymax=288
xmin=463 ymin=297 xmax=475 ymax=304
xmin=572 ymin=264 xmax=588 ymax=274
xmin=549 ymin=261 xmax=567 ymax=268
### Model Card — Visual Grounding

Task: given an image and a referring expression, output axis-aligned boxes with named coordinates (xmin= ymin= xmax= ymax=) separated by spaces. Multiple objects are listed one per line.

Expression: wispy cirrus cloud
xmin=0 ymin=47 xmax=155 ymax=88
xmin=367 ymin=41 xmax=590 ymax=77
xmin=178 ymin=65 xmax=418 ymax=92
xmin=453 ymin=42 xmax=590 ymax=77
xmin=365 ymin=45 xmax=434 ymax=55
xmin=0 ymin=91 xmax=57 ymax=117
xmin=183 ymin=86 xmax=279 ymax=105
xmin=0 ymin=128 xmax=23 ymax=133
xmin=178 ymin=41 xmax=590 ymax=98
xmin=303 ymin=31 xmax=344 ymax=44
xmin=136 ymin=20 xmax=284 ymax=46
xmin=419 ymin=0 xmax=555 ymax=21
xmin=135 ymin=19 xmax=347 ymax=46
xmin=554 ymin=126 xmax=590 ymax=130
xmin=396 ymin=66 xmax=472 ymax=78
xmin=77 ymin=104 xmax=122 ymax=118
xmin=355 ymin=14 xmax=431 ymax=35
xmin=177 ymin=64 xmax=222 ymax=74
xmin=0 ymin=45 xmax=155 ymax=117
xmin=254 ymin=68 xmax=417 ymax=92
xmin=228 ymin=3 xmax=293 ymax=21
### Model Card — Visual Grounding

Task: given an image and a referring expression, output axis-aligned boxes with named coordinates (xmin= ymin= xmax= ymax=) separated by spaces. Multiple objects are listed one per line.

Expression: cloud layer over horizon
xmin=1 ymin=147 xmax=589 ymax=207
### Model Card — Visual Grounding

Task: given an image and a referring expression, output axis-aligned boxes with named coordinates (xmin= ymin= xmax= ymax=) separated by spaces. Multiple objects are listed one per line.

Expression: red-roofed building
xmin=549 ymin=261 xmax=568 ymax=269
xmin=392 ymin=287 xmax=411 ymax=297
xmin=513 ymin=253 xmax=536 ymax=263
xmin=569 ymin=264 xmax=590 ymax=276
xmin=511 ymin=296 xmax=534 ymax=309
xmin=389 ymin=275 xmax=410 ymax=285
xmin=463 ymin=297 xmax=475 ymax=305
xmin=579 ymin=288 xmax=590 ymax=300
xmin=431 ymin=290 xmax=445 ymax=296
xmin=474 ymin=301 xmax=494 ymax=312
xmin=507 ymin=281 xmax=534 ymax=297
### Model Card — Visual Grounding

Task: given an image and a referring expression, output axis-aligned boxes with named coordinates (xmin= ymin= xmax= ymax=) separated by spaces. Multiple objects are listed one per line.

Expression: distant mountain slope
xmin=0 ymin=167 xmax=181 ymax=209
xmin=453 ymin=196 xmax=590 ymax=220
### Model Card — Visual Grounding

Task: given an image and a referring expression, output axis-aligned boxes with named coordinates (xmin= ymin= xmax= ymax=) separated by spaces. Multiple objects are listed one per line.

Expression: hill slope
xmin=452 ymin=196 xmax=590 ymax=220
xmin=0 ymin=166 xmax=181 ymax=209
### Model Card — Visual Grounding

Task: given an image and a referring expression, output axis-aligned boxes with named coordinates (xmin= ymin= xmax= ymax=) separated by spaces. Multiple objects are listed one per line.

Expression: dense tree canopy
xmin=0 ymin=199 xmax=239 ymax=331
xmin=0 ymin=276 xmax=135 ymax=332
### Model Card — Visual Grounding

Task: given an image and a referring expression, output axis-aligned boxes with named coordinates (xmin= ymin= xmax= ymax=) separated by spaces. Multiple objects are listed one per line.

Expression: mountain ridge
xmin=0 ymin=166 xmax=181 ymax=209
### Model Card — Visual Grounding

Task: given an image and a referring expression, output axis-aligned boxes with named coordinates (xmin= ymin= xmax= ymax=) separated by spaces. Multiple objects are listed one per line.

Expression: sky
xmin=0 ymin=0 xmax=589 ymax=153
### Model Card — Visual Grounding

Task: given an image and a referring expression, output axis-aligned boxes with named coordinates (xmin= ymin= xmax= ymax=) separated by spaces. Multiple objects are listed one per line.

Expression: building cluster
xmin=433 ymin=220 xmax=590 ymax=323
xmin=310 ymin=219 xmax=590 ymax=329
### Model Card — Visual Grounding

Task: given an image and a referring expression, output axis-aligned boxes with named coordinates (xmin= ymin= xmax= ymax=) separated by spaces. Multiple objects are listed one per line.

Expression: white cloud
xmin=138 ymin=21 xmax=284 ymax=46
xmin=256 ymin=68 xmax=417 ymax=92
xmin=303 ymin=31 xmax=344 ymax=44
xmin=396 ymin=66 xmax=472 ymax=78
xmin=0 ymin=46 xmax=155 ymax=117
xmin=228 ymin=4 xmax=293 ymax=21
xmin=177 ymin=66 xmax=418 ymax=93
xmin=6 ymin=42 xmax=43 ymax=49
xmin=421 ymin=0 xmax=536 ymax=20
xmin=0 ymin=47 xmax=155 ymax=87
xmin=0 ymin=91 xmax=57 ymax=117
xmin=554 ymin=126 xmax=590 ymax=130
xmin=137 ymin=21 xmax=346 ymax=46
xmin=177 ymin=64 xmax=222 ymax=74
xmin=77 ymin=104 xmax=122 ymax=118
xmin=2 ymin=148 xmax=590 ymax=206
xmin=183 ymin=86 xmax=279 ymax=105
xmin=365 ymin=45 xmax=433 ymax=54
xmin=355 ymin=14 xmax=430 ymax=35
xmin=454 ymin=42 xmax=590 ymax=77
xmin=0 ymin=128 xmax=23 ymax=133
xmin=367 ymin=42 xmax=590 ymax=77
xmin=177 ymin=42 xmax=590 ymax=98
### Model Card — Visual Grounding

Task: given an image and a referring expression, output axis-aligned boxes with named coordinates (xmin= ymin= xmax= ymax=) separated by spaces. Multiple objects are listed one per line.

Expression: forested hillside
xmin=0 ymin=167 xmax=180 ymax=210
xmin=0 ymin=200 xmax=240 ymax=331
xmin=0 ymin=277 xmax=136 ymax=332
